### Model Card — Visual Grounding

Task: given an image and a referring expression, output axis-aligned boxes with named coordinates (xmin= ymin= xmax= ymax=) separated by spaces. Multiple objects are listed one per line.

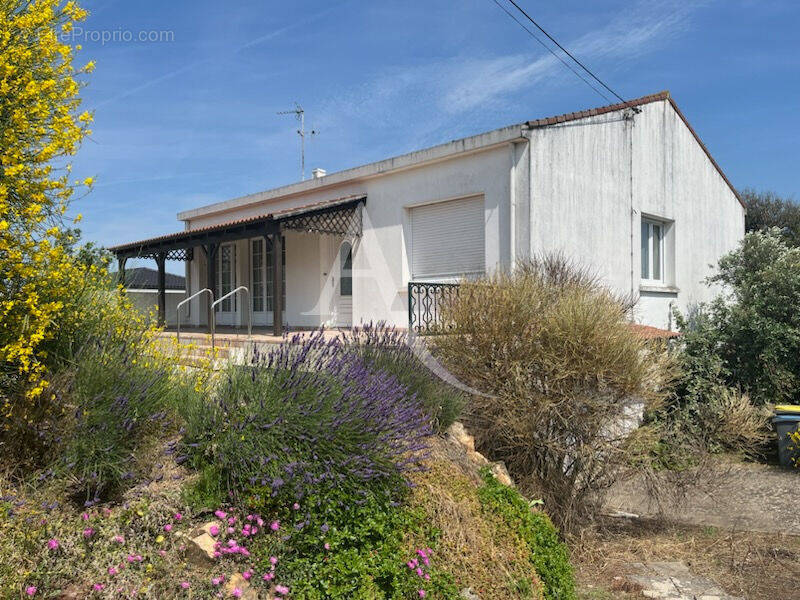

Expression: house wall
xmin=527 ymin=100 xmax=744 ymax=329
xmin=182 ymin=144 xmax=518 ymax=329
xmin=179 ymin=99 xmax=743 ymax=331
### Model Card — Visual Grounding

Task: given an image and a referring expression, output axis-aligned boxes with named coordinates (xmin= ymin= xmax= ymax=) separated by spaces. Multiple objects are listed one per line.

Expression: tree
xmin=1 ymin=0 xmax=94 ymax=414
xmin=707 ymin=228 xmax=800 ymax=405
xmin=741 ymin=188 xmax=800 ymax=247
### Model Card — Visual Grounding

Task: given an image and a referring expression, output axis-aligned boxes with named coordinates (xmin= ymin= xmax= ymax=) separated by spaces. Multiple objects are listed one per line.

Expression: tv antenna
xmin=277 ymin=102 xmax=318 ymax=180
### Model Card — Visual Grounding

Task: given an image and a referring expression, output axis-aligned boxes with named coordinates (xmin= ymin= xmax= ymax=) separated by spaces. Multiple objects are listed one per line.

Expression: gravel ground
xmin=605 ymin=460 xmax=800 ymax=534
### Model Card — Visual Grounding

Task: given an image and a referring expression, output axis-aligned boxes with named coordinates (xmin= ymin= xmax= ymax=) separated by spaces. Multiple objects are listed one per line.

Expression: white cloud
xmin=441 ymin=0 xmax=709 ymax=112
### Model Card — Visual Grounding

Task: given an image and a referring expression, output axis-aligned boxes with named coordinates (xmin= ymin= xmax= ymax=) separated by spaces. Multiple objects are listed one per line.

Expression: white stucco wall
xmin=182 ymin=142 xmax=518 ymax=329
xmin=527 ymin=100 xmax=744 ymax=330
xmin=177 ymin=98 xmax=743 ymax=331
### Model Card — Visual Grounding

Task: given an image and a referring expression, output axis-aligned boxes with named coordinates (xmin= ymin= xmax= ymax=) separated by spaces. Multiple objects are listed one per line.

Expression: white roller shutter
xmin=410 ymin=196 xmax=485 ymax=279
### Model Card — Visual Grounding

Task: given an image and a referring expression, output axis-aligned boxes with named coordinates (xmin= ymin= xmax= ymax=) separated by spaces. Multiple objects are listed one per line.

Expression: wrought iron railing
xmin=408 ymin=281 xmax=460 ymax=335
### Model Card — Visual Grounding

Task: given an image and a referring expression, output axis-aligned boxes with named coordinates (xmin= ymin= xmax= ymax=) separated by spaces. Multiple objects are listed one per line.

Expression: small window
xmin=641 ymin=218 xmax=664 ymax=282
xmin=340 ymin=241 xmax=352 ymax=297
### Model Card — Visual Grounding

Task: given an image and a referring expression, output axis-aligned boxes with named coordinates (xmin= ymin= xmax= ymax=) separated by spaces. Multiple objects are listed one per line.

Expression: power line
xmin=501 ymin=0 xmax=632 ymax=107
xmin=489 ymin=0 xmax=611 ymax=104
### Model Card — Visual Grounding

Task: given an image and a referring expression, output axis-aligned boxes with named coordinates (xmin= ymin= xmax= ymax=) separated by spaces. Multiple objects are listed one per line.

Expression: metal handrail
xmin=211 ymin=286 xmax=251 ymax=350
xmin=176 ymin=288 xmax=213 ymax=345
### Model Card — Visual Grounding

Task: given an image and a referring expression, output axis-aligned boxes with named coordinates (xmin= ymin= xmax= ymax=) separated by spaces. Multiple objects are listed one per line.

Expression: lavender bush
xmin=181 ymin=331 xmax=433 ymax=510
xmin=340 ymin=322 xmax=466 ymax=431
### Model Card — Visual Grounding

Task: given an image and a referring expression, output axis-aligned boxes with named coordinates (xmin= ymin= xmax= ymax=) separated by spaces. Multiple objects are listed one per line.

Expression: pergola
xmin=108 ymin=195 xmax=365 ymax=335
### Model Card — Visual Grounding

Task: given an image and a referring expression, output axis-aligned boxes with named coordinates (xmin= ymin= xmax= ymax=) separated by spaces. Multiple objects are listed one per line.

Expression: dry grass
xmin=572 ymin=517 xmax=800 ymax=600
xmin=407 ymin=437 xmax=544 ymax=599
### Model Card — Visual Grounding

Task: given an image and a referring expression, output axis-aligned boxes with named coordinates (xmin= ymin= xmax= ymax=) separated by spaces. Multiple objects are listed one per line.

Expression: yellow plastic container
xmin=775 ymin=404 xmax=800 ymax=414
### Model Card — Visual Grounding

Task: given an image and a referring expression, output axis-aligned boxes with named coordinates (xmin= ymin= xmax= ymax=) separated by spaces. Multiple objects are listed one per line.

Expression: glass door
xmin=216 ymin=243 xmax=236 ymax=326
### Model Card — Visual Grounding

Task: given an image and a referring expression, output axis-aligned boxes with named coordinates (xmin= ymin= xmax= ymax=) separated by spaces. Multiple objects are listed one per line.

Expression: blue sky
xmin=69 ymin=0 xmax=800 ymax=271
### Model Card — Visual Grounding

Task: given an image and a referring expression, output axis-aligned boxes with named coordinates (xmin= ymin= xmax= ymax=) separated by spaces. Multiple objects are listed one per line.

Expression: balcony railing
xmin=407 ymin=281 xmax=460 ymax=335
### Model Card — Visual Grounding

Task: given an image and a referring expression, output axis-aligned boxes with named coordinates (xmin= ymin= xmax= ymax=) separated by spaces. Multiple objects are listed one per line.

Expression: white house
xmin=109 ymin=91 xmax=745 ymax=334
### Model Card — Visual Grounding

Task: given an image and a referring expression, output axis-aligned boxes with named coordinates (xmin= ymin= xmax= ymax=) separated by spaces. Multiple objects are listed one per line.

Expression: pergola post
xmin=203 ymin=243 xmax=218 ymax=332
xmin=117 ymin=256 xmax=127 ymax=287
xmin=271 ymin=232 xmax=283 ymax=337
xmin=155 ymin=252 xmax=167 ymax=327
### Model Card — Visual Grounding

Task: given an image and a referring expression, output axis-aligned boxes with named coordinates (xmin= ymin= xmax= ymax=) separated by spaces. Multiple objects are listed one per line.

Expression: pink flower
xmin=83 ymin=527 xmax=94 ymax=538
xmin=211 ymin=577 xmax=222 ymax=586
xmin=227 ymin=516 xmax=236 ymax=525
xmin=126 ymin=554 xmax=143 ymax=563
xmin=275 ymin=585 xmax=289 ymax=596
xmin=242 ymin=571 xmax=252 ymax=581
xmin=232 ymin=588 xmax=242 ymax=598
xmin=163 ymin=524 xmax=173 ymax=532
xmin=214 ymin=510 xmax=227 ymax=519
xmin=81 ymin=512 xmax=89 ymax=521
xmin=262 ymin=573 xmax=274 ymax=582
xmin=102 ymin=507 xmax=112 ymax=517
xmin=324 ymin=542 xmax=330 ymax=550
xmin=424 ymin=573 xmax=431 ymax=581
xmin=158 ymin=550 xmax=167 ymax=557
xmin=112 ymin=535 xmax=125 ymax=544
xmin=209 ymin=525 xmax=220 ymax=536
xmin=92 ymin=584 xmax=105 ymax=591
xmin=108 ymin=566 xmax=119 ymax=576
xmin=246 ymin=514 xmax=254 ymax=521
xmin=416 ymin=567 xmax=424 ymax=577
xmin=418 ymin=591 xmax=426 ymax=598
xmin=47 ymin=538 xmax=59 ymax=550
xmin=174 ymin=513 xmax=183 ymax=521
xmin=180 ymin=582 xmax=190 ymax=589
xmin=256 ymin=517 xmax=264 ymax=527
xmin=227 ymin=527 xmax=235 ymax=534
xmin=25 ymin=586 xmax=36 ymax=596
xmin=269 ymin=556 xmax=278 ymax=566
xmin=292 ymin=503 xmax=300 ymax=510
xmin=270 ymin=521 xmax=280 ymax=531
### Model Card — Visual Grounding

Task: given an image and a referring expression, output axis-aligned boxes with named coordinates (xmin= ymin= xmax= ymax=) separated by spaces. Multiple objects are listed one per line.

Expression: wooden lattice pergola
xmin=108 ymin=195 xmax=365 ymax=335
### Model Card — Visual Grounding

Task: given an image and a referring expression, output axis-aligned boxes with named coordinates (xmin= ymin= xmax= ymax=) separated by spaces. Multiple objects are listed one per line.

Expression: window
xmin=217 ymin=244 xmax=236 ymax=312
xmin=410 ymin=196 xmax=484 ymax=279
xmin=251 ymin=239 xmax=264 ymax=312
xmin=641 ymin=218 xmax=664 ymax=282
xmin=265 ymin=236 xmax=286 ymax=311
xmin=340 ymin=241 xmax=352 ymax=297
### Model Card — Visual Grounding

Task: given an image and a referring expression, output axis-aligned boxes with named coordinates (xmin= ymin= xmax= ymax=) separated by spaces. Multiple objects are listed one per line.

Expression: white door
xmin=247 ymin=236 xmax=286 ymax=326
xmin=216 ymin=243 xmax=236 ymax=326
xmin=250 ymin=238 xmax=267 ymax=326
xmin=337 ymin=241 xmax=353 ymax=327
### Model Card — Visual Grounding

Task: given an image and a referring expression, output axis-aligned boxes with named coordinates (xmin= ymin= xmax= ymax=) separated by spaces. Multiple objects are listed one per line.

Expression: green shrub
xmin=341 ymin=323 xmax=466 ymax=431
xmin=435 ymin=255 xmax=674 ymax=530
xmin=705 ymin=228 xmax=800 ymax=405
xmin=247 ymin=486 xmax=460 ymax=599
xmin=477 ymin=469 xmax=576 ymax=600
xmin=652 ymin=308 xmax=770 ymax=460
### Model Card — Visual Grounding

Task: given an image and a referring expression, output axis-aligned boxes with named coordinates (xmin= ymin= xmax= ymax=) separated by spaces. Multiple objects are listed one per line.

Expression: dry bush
xmin=434 ymin=255 xmax=676 ymax=532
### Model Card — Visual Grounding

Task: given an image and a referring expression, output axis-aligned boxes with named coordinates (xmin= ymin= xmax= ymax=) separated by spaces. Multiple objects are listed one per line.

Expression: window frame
xmin=641 ymin=218 xmax=665 ymax=284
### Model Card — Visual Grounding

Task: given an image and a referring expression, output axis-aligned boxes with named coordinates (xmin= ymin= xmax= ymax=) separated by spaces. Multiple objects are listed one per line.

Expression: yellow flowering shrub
xmin=0 ymin=0 xmax=94 ymax=421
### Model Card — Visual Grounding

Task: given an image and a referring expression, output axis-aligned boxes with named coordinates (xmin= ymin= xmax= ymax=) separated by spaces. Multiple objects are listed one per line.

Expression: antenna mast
xmin=277 ymin=103 xmax=317 ymax=180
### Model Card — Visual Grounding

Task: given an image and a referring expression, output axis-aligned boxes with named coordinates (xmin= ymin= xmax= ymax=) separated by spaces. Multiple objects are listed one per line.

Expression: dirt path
xmin=605 ymin=460 xmax=800 ymax=534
